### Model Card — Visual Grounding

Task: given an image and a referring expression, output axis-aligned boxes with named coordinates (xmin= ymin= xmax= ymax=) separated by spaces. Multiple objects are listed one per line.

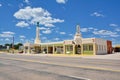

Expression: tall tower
xmin=34 ymin=22 xmax=41 ymax=44
xmin=74 ymin=25 xmax=82 ymax=44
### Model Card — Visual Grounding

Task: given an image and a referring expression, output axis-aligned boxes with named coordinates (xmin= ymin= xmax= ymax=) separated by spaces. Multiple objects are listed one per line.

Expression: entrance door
xmin=48 ymin=47 xmax=53 ymax=54
xmin=77 ymin=45 xmax=81 ymax=54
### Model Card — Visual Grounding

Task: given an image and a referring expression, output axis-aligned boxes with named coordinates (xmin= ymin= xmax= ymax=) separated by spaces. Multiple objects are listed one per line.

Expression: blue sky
xmin=0 ymin=0 xmax=120 ymax=46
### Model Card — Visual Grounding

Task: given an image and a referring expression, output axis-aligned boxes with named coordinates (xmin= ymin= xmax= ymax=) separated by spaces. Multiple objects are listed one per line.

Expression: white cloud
xmin=44 ymin=24 xmax=54 ymax=27
xmin=81 ymin=27 xmax=119 ymax=38
xmin=27 ymin=27 xmax=31 ymax=29
xmin=24 ymin=0 xmax=29 ymax=4
xmin=5 ymin=38 xmax=10 ymax=41
xmin=20 ymin=39 xmax=24 ymax=41
xmin=42 ymin=29 xmax=52 ymax=34
xmin=2 ymin=31 xmax=15 ymax=35
xmin=60 ymin=32 xmax=66 ymax=34
xmin=115 ymin=28 xmax=120 ymax=32
xmin=109 ymin=24 xmax=118 ymax=27
xmin=93 ymin=30 xmax=119 ymax=37
xmin=69 ymin=34 xmax=73 ymax=36
xmin=81 ymin=27 xmax=97 ymax=32
xmin=110 ymin=34 xmax=119 ymax=37
xmin=14 ymin=6 xmax=64 ymax=27
xmin=39 ymin=27 xmax=47 ymax=30
xmin=0 ymin=4 xmax=2 ymax=7
xmin=19 ymin=3 xmax=24 ymax=8
xmin=56 ymin=0 xmax=67 ymax=4
xmin=40 ymin=33 xmax=42 ymax=36
xmin=0 ymin=31 xmax=15 ymax=37
xmin=54 ymin=38 xmax=59 ymax=41
xmin=16 ymin=21 xmax=29 ymax=27
xmin=40 ymin=27 xmax=52 ymax=34
xmin=81 ymin=28 xmax=88 ymax=32
xmin=88 ymin=27 xmax=97 ymax=30
xmin=91 ymin=12 xmax=104 ymax=17
xmin=19 ymin=35 xmax=26 ymax=38
xmin=42 ymin=37 xmax=47 ymax=40
xmin=0 ymin=39 xmax=3 ymax=41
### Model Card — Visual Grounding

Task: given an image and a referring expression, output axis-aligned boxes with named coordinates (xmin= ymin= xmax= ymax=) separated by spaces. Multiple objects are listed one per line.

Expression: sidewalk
xmin=1 ymin=52 xmax=120 ymax=60
xmin=82 ymin=53 xmax=120 ymax=60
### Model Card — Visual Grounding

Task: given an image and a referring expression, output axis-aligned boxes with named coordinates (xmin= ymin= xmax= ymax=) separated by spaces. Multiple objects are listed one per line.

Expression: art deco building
xmin=24 ymin=23 xmax=112 ymax=55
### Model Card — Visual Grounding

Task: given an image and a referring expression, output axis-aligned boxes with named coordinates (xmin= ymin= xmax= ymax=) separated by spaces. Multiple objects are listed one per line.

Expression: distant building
xmin=114 ymin=45 xmax=120 ymax=52
xmin=24 ymin=22 xmax=112 ymax=55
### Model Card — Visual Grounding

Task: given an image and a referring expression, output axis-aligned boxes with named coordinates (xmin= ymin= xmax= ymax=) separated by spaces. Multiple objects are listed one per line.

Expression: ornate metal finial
xmin=37 ymin=22 xmax=39 ymax=27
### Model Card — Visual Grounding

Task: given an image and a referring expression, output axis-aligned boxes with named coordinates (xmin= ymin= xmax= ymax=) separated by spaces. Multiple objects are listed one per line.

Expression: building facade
xmin=24 ymin=23 xmax=112 ymax=55
xmin=107 ymin=40 xmax=112 ymax=54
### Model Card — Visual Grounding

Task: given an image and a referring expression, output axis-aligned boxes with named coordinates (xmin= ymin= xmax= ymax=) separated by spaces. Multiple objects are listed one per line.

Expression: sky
xmin=0 ymin=0 xmax=120 ymax=46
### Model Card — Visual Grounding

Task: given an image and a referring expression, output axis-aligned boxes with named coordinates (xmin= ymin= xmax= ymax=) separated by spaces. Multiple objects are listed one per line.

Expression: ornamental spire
xmin=34 ymin=22 xmax=41 ymax=44
xmin=74 ymin=24 xmax=82 ymax=45
xmin=76 ymin=25 xmax=80 ymax=34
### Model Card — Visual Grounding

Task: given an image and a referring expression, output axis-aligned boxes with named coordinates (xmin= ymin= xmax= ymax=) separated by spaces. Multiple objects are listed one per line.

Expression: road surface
xmin=0 ymin=53 xmax=120 ymax=80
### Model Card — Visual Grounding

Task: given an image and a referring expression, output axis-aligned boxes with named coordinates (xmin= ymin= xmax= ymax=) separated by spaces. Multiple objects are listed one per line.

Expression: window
xmin=96 ymin=45 xmax=98 ymax=51
xmin=83 ymin=44 xmax=88 ymax=51
xmin=99 ymin=45 xmax=101 ymax=51
xmin=101 ymin=45 xmax=103 ymax=51
xmin=97 ymin=45 xmax=99 ymax=51
xmin=66 ymin=45 xmax=73 ymax=51
xmin=104 ymin=45 xmax=106 ymax=50
xmin=102 ymin=45 xmax=104 ymax=51
xmin=83 ymin=44 xmax=93 ymax=51
xmin=89 ymin=45 xmax=93 ymax=51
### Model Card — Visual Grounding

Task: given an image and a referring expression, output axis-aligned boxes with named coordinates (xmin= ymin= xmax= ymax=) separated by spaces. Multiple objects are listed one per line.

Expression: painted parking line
xmin=0 ymin=57 xmax=120 ymax=73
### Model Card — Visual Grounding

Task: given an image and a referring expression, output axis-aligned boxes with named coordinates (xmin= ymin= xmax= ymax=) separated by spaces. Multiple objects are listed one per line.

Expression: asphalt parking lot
xmin=0 ymin=53 xmax=120 ymax=80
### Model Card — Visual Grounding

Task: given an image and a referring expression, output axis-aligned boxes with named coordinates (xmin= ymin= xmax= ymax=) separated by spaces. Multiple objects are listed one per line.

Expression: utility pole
xmin=12 ymin=36 xmax=14 ymax=54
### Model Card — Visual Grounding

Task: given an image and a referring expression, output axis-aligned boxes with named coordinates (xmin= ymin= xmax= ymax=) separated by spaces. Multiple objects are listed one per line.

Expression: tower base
xmin=34 ymin=38 xmax=41 ymax=44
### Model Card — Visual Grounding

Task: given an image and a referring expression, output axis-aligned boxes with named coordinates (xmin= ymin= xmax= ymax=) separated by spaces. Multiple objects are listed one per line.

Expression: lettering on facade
xmin=64 ymin=41 xmax=73 ymax=44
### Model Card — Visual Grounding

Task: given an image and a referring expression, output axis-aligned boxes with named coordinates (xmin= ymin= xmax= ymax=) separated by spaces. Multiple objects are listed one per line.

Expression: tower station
xmin=24 ymin=23 xmax=112 ymax=55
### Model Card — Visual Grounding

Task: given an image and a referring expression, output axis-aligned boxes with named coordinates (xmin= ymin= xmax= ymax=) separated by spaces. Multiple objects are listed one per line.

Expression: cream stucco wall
xmin=95 ymin=38 xmax=107 ymax=55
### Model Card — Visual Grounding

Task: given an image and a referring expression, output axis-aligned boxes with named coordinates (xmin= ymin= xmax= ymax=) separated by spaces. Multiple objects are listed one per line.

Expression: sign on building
xmin=64 ymin=40 xmax=74 ymax=45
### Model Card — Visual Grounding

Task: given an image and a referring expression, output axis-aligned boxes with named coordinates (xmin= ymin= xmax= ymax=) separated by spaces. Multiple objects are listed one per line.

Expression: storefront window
xmin=89 ymin=45 xmax=93 ymax=51
xmin=83 ymin=44 xmax=93 ymax=51
xmin=55 ymin=46 xmax=63 ymax=53
xmin=83 ymin=44 xmax=88 ymax=51
xmin=66 ymin=45 xmax=73 ymax=51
